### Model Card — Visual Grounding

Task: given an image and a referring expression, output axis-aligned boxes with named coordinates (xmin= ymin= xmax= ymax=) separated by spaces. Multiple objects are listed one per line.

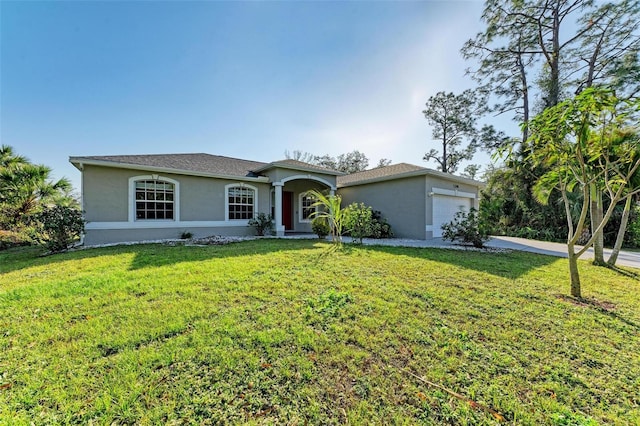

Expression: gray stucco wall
xmin=82 ymin=165 xmax=270 ymax=222
xmin=81 ymin=165 xmax=271 ymax=245
xmin=281 ymin=180 xmax=326 ymax=233
xmin=338 ymin=176 xmax=427 ymax=239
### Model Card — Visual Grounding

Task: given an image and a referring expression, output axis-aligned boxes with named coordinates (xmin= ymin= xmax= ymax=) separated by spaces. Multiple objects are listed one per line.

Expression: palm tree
xmin=306 ymin=189 xmax=346 ymax=244
xmin=0 ymin=146 xmax=72 ymax=228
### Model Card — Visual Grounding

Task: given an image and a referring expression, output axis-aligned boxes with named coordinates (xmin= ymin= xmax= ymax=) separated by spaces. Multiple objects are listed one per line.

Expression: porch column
xmin=274 ymin=182 xmax=285 ymax=236
xmin=329 ymin=189 xmax=335 ymax=196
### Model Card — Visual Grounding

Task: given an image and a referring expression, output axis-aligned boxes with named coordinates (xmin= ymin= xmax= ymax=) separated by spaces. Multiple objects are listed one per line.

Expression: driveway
xmin=340 ymin=235 xmax=640 ymax=269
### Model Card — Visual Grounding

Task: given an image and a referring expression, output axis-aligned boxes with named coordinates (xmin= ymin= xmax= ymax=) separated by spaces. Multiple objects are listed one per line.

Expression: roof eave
xmin=338 ymin=169 xmax=486 ymax=188
xmin=69 ymin=157 xmax=270 ymax=183
xmin=252 ymin=162 xmax=345 ymax=176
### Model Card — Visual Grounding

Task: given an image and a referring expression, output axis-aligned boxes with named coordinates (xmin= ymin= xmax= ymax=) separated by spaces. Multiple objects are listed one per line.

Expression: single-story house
xmin=69 ymin=153 xmax=484 ymax=245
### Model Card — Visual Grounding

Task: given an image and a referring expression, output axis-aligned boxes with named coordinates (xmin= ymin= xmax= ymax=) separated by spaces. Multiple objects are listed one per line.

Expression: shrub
xmin=371 ymin=210 xmax=393 ymax=239
xmin=441 ymin=208 xmax=489 ymax=248
xmin=311 ymin=217 xmax=330 ymax=239
xmin=0 ymin=229 xmax=32 ymax=251
xmin=180 ymin=231 xmax=193 ymax=239
xmin=344 ymin=203 xmax=374 ymax=244
xmin=31 ymin=205 xmax=85 ymax=253
xmin=248 ymin=212 xmax=274 ymax=236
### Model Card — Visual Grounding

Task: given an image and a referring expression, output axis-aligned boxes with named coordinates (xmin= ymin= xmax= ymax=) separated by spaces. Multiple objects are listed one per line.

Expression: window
xmin=134 ymin=180 xmax=175 ymax=220
xmin=300 ymin=193 xmax=317 ymax=222
xmin=228 ymin=186 xmax=255 ymax=220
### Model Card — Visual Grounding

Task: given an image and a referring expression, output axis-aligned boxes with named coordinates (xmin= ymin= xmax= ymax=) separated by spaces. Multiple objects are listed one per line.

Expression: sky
xmin=1 ymin=0 xmax=509 ymax=192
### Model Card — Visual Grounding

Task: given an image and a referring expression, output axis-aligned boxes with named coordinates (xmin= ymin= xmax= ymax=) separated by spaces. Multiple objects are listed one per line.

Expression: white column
xmin=274 ymin=182 xmax=285 ymax=236
xmin=329 ymin=188 xmax=335 ymax=197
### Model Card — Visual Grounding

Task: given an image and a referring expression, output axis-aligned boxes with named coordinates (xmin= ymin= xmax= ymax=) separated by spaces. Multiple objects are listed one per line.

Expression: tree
xmin=422 ymin=90 xmax=482 ymax=174
xmin=528 ymin=88 xmax=640 ymax=297
xmin=335 ymin=150 xmax=369 ymax=174
xmin=0 ymin=146 xmax=73 ymax=229
xmin=376 ymin=158 xmax=392 ymax=168
xmin=284 ymin=150 xmax=315 ymax=164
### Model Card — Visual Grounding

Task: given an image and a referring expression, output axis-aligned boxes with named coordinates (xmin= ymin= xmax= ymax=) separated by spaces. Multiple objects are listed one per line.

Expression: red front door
xmin=283 ymin=191 xmax=294 ymax=230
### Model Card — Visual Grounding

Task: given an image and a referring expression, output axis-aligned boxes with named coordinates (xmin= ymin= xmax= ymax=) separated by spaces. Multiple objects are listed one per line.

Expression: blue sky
xmin=1 ymin=0 xmax=502 ymax=191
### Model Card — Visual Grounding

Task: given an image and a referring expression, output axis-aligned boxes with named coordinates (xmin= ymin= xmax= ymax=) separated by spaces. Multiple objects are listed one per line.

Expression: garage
xmin=432 ymin=194 xmax=473 ymax=238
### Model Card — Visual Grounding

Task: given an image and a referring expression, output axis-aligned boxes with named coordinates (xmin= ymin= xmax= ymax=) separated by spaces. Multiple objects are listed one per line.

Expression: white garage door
xmin=432 ymin=195 xmax=472 ymax=238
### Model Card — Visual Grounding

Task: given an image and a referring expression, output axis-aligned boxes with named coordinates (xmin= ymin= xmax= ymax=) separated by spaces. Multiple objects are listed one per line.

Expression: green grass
xmin=1 ymin=240 xmax=639 ymax=425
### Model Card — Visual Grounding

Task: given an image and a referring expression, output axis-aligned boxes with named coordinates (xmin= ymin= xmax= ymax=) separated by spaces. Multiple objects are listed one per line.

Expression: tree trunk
xmin=590 ymin=185 xmax=605 ymax=265
xmin=567 ymin=243 xmax=582 ymax=298
xmin=608 ymin=196 xmax=633 ymax=266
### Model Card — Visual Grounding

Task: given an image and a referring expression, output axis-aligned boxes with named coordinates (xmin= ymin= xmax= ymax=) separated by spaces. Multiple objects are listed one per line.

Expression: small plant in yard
xmin=248 ymin=212 xmax=274 ymax=236
xmin=441 ymin=208 xmax=489 ymax=248
xmin=344 ymin=202 xmax=374 ymax=244
xmin=180 ymin=231 xmax=193 ymax=239
xmin=311 ymin=217 xmax=330 ymax=239
xmin=307 ymin=190 xmax=346 ymax=244
xmin=30 ymin=205 xmax=85 ymax=253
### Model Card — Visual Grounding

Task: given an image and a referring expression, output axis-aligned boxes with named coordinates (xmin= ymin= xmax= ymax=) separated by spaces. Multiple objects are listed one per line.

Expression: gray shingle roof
xmin=337 ymin=163 xmax=427 ymax=186
xmin=254 ymin=159 xmax=344 ymax=175
xmin=69 ymin=153 xmax=268 ymax=178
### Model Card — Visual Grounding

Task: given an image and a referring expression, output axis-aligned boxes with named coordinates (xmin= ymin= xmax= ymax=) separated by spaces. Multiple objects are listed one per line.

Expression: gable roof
xmin=337 ymin=162 xmax=484 ymax=187
xmin=69 ymin=153 xmax=269 ymax=180
xmin=252 ymin=159 xmax=344 ymax=175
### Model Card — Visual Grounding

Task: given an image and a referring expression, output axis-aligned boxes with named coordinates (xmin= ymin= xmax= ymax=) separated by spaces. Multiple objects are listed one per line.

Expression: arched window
xmin=226 ymin=184 xmax=257 ymax=220
xmin=131 ymin=177 xmax=177 ymax=220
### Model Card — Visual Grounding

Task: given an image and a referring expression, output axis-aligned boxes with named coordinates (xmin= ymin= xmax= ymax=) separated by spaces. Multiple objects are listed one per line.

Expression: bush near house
xmin=248 ymin=212 xmax=274 ymax=236
xmin=441 ymin=208 xmax=489 ymax=248
xmin=30 ymin=205 xmax=85 ymax=253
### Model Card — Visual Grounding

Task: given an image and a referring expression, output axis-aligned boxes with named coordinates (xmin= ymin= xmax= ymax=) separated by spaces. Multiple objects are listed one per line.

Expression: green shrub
xmin=441 ymin=208 xmax=489 ymax=248
xmin=311 ymin=217 xmax=330 ymax=239
xmin=180 ymin=231 xmax=193 ymax=239
xmin=0 ymin=229 xmax=32 ymax=251
xmin=344 ymin=203 xmax=374 ymax=244
xmin=248 ymin=212 xmax=274 ymax=236
xmin=371 ymin=210 xmax=393 ymax=238
xmin=31 ymin=205 xmax=85 ymax=253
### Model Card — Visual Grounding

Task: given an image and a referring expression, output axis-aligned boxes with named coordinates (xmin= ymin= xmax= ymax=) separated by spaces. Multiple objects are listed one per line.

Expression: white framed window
xmin=299 ymin=192 xmax=317 ymax=223
xmin=225 ymin=184 xmax=257 ymax=220
xmin=128 ymin=175 xmax=180 ymax=222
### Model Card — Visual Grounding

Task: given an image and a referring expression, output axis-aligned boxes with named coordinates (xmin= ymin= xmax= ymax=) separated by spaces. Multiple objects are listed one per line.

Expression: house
xmin=69 ymin=153 xmax=484 ymax=245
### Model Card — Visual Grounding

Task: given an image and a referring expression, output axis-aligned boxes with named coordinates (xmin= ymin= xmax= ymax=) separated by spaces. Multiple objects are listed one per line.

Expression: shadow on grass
xmin=3 ymin=239 xmax=560 ymax=280
xmin=0 ymin=239 xmax=325 ymax=275
xmin=351 ymin=243 xmax=560 ymax=280
xmin=558 ymin=294 xmax=640 ymax=331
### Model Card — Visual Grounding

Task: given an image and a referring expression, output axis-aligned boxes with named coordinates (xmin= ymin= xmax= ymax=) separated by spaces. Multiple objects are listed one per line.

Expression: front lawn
xmin=1 ymin=240 xmax=638 ymax=424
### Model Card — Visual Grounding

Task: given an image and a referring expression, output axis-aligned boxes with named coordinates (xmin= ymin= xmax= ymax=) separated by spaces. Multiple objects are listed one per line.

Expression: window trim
xmin=128 ymin=175 xmax=180 ymax=222
xmin=225 ymin=183 xmax=258 ymax=222
xmin=298 ymin=192 xmax=317 ymax=223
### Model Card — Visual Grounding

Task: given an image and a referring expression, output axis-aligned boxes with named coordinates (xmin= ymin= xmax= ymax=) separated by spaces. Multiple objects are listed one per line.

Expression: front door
xmin=283 ymin=191 xmax=294 ymax=230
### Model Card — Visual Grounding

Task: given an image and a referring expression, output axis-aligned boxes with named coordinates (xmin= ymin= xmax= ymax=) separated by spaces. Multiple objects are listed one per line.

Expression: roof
xmin=69 ymin=153 xmax=269 ymax=179
xmin=252 ymin=159 xmax=344 ymax=175
xmin=337 ymin=162 xmax=485 ymax=187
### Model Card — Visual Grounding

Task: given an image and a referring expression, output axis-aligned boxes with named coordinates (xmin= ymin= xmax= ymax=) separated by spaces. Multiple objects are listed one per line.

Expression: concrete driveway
xmin=340 ymin=235 xmax=640 ymax=269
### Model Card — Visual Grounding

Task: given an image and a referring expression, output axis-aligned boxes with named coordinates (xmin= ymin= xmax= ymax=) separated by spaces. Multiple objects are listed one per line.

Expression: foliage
xmin=0 ymin=229 xmax=32 ymax=251
xmin=527 ymin=87 xmax=640 ymax=296
xmin=247 ymin=212 xmax=274 ymax=236
xmin=1 ymin=239 xmax=639 ymax=424
xmin=422 ymin=90 xmax=482 ymax=174
xmin=343 ymin=203 xmax=375 ymax=244
xmin=376 ymin=158 xmax=392 ymax=168
xmin=30 ymin=205 xmax=85 ymax=253
xmin=307 ymin=190 xmax=346 ymax=244
xmin=285 ymin=149 xmax=370 ymax=173
xmin=311 ymin=216 xmax=330 ymax=239
xmin=441 ymin=208 xmax=489 ymax=248
xmin=370 ymin=210 xmax=393 ymax=239
xmin=180 ymin=231 xmax=193 ymax=239
xmin=0 ymin=145 xmax=75 ymax=230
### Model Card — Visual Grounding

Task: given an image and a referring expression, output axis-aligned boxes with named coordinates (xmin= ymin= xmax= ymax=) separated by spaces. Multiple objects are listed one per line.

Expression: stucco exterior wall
xmin=280 ymin=180 xmax=327 ymax=233
xmin=81 ymin=165 xmax=271 ymax=245
xmin=338 ymin=176 xmax=427 ymax=239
